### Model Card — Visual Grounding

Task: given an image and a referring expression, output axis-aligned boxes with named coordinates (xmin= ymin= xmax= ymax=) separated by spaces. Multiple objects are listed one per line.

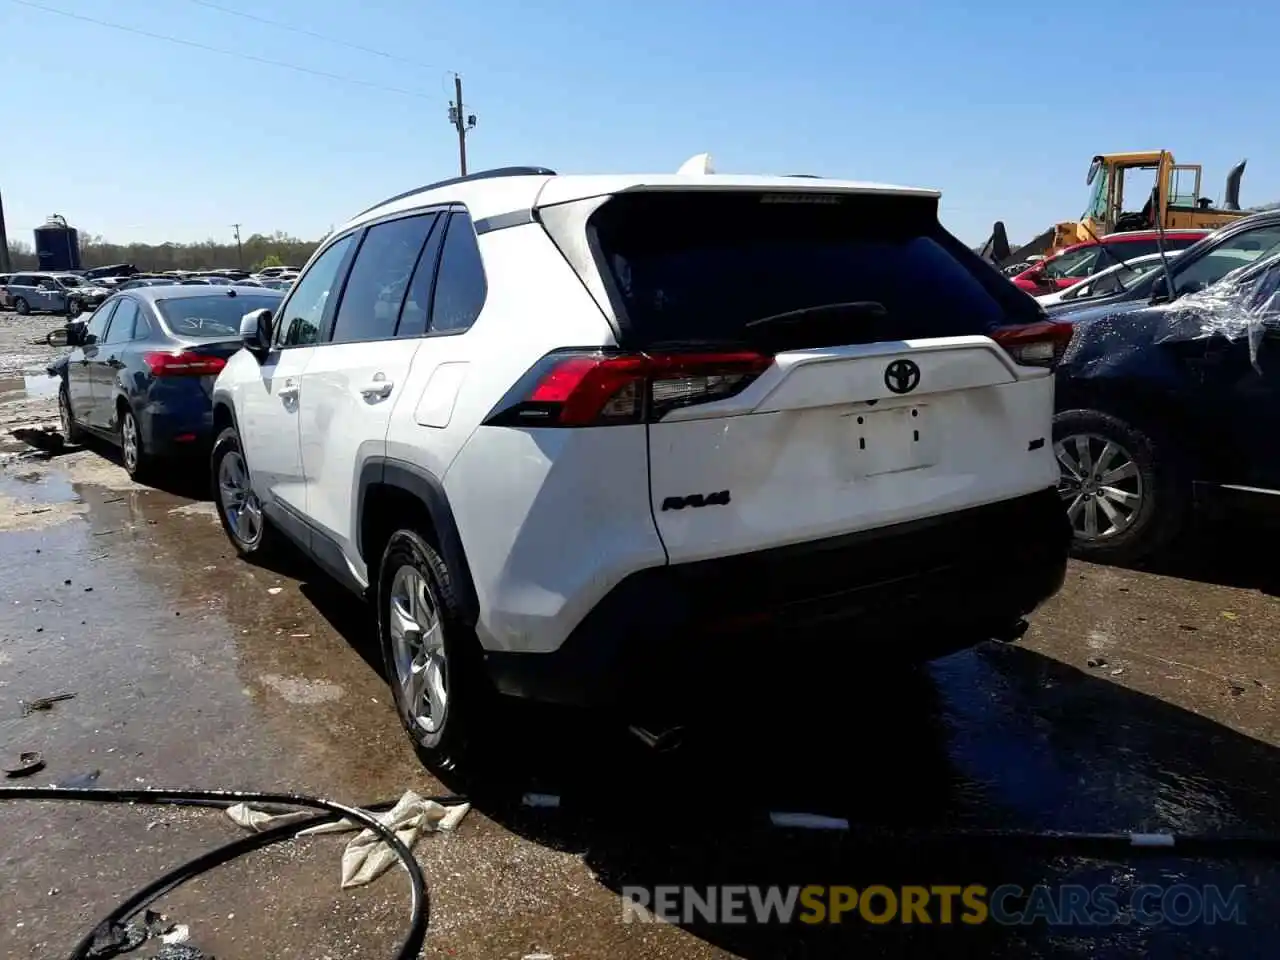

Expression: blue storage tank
xmin=34 ymin=215 xmax=81 ymax=271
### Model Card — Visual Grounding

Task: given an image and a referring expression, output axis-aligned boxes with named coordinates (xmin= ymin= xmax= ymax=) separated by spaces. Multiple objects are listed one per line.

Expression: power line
xmin=184 ymin=0 xmax=436 ymax=70
xmin=7 ymin=0 xmax=433 ymax=100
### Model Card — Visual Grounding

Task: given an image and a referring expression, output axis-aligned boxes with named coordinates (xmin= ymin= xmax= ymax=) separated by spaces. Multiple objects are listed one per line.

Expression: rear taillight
xmin=991 ymin=321 xmax=1076 ymax=368
xmin=485 ymin=350 xmax=773 ymax=427
xmin=143 ymin=351 xmax=227 ymax=377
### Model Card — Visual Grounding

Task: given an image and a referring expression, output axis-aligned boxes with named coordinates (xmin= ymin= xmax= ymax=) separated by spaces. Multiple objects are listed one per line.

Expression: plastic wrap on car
xmin=1063 ymin=265 xmax=1280 ymax=381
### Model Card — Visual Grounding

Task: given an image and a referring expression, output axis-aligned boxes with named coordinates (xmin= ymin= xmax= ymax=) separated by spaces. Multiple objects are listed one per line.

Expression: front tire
xmin=211 ymin=425 xmax=277 ymax=557
xmin=58 ymin=386 xmax=85 ymax=444
xmin=14 ymin=297 xmax=29 ymax=315
xmin=378 ymin=529 xmax=491 ymax=769
xmin=1053 ymin=408 xmax=1189 ymax=563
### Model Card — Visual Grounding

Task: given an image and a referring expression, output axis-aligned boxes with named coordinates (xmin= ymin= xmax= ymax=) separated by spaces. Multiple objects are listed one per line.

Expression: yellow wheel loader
xmin=981 ymin=151 xmax=1249 ymax=270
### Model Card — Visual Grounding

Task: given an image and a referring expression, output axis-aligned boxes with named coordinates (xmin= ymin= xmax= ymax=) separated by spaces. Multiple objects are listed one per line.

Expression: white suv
xmin=210 ymin=166 xmax=1070 ymax=765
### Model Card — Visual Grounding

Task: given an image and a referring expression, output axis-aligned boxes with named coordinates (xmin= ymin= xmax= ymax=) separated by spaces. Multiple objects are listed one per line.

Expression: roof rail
xmin=356 ymin=166 xmax=557 ymax=218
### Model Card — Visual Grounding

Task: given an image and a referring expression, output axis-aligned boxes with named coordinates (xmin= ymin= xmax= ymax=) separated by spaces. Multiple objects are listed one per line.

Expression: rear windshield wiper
xmin=745 ymin=301 xmax=888 ymax=330
xmin=744 ymin=301 xmax=890 ymax=350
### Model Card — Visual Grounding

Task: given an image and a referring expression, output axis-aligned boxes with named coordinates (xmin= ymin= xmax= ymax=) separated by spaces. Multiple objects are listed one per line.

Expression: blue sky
xmin=3 ymin=0 xmax=1277 ymax=248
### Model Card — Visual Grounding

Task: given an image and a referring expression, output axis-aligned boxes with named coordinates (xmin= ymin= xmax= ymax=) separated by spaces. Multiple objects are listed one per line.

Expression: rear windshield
xmin=586 ymin=192 xmax=1035 ymax=348
xmin=156 ymin=293 xmax=280 ymax=338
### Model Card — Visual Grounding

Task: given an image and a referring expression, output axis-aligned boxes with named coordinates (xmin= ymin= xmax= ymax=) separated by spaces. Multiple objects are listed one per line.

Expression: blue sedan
xmin=56 ymin=285 xmax=284 ymax=481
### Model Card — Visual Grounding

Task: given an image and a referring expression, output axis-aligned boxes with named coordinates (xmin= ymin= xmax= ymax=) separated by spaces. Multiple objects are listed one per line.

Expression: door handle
xmin=360 ymin=376 xmax=394 ymax=399
xmin=279 ymin=379 xmax=299 ymax=400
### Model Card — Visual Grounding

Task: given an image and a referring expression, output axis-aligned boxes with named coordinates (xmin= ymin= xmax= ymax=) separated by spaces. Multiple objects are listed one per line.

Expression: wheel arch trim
xmin=357 ymin=457 xmax=480 ymax=626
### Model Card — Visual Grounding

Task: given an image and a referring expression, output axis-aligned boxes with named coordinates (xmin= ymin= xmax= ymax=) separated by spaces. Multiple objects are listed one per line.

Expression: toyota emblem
xmin=884 ymin=358 xmax=921 ymax=395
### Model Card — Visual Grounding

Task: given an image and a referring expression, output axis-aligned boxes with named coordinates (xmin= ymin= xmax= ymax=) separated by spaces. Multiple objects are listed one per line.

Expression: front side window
xmin=273 ymin=235 xmax=355 ymax=347
xmin=329 ymin=214 xmax=437 ymax=344
xmin=85 ymin=302 xmax=115 ymax=343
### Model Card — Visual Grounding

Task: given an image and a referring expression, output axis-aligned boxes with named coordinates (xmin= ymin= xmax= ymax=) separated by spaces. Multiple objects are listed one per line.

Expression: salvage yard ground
xmin=4 ymin=310 xmax=1280 ymax=958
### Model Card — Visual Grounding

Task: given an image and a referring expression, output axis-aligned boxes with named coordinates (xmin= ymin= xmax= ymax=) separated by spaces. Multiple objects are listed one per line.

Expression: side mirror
xmin=65 ymin=320 xmax=87 ymax=347
xmin=240 ymin=308 xmax=273 ymax=356
xmin=1150 ymin=274 xmax=1173 ymax=304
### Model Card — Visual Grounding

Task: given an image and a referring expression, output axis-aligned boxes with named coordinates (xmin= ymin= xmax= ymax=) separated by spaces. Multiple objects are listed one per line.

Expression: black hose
xmin=0 ymin=786 xmax=466 ymax=960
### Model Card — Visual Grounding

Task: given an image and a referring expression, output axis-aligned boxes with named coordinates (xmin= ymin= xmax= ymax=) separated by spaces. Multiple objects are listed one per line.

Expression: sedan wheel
xmin=1055 ymin=432 xmax=1144 ymax=541
xmin=121 ymin=412 xmax=140 ymax=474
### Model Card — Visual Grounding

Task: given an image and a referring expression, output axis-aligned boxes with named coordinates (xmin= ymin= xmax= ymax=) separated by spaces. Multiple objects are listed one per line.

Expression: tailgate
xmin=648 ymin=337 xmax=1057 ymax=563
xmin=535 ymin=185 xmax=1055 ymax=564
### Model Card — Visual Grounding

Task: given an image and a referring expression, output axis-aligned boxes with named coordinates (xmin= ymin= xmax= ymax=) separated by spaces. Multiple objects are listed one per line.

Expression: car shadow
xmin=277 ymin=562 xmax=1280 ymax=956
xmin=420 ymin=644 xmax=1280 ymax=958
xmin=1109 ymin=516 xmax=1280 ymax=595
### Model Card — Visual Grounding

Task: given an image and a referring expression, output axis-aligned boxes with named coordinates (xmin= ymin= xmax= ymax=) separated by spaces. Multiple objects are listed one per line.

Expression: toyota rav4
xmin=210 ymin=166 xmax=1070 ymax=766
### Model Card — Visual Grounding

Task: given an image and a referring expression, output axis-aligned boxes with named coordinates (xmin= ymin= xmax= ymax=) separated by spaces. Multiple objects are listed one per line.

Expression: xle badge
xmin=661 ymin=491 xmax=731 ymax=511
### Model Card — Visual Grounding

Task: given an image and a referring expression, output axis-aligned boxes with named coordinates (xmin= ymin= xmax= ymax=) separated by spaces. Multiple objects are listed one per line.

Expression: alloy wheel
xmin=1055 ymin=432 xmax=1144 ymax=540
xmin=216 ymin=449 xmax=262 ymax=545
xmin=388 ymin=564 xmax=448 ymax=735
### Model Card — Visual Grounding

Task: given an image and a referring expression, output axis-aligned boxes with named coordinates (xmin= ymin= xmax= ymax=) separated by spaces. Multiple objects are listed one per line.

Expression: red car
xmin=1011 ymin=230 xmax=1210 ymax=295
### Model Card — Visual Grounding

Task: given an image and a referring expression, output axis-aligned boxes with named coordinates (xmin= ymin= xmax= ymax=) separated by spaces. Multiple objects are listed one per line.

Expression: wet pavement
xmin=4 ymin=311 xmax=1280 ymax=958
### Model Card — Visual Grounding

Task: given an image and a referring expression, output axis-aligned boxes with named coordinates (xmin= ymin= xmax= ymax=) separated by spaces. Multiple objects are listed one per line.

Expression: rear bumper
xmin=140 ymin=405 xmax=215 ymax=457
xmin=483 ymin=487 xmax=1071 ymax=707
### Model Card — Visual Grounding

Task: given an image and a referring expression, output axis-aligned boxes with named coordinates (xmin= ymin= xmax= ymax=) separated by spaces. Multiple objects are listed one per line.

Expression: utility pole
xmin=0 ymin=189 xmax=11 ymax=272
xmin=231 ymin=223 xmax=243 ymax=269
xmin=447 ymin=75 xmax=477 ymax=176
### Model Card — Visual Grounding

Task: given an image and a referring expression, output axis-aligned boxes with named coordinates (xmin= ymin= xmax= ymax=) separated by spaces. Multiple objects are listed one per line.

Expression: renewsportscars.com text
xmin=621 ymin=884 xmax=1248 ymax=926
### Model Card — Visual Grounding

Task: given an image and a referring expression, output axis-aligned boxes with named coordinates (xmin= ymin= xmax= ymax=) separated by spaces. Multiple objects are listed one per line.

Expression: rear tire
xmin=119 ymin=407 xmax=154 ymax=483
xmin=211 ymin=425 xmax=278 ymax=557
xmin=378 ymin=528 xmax=492 ymax=771
xmin=14 ymin=297 xmax=29 ymax=315
xmin=1053 ymin=408 xmax=1189 ymax=564
xmin=58 ymin=385 xmax=85 ymax=445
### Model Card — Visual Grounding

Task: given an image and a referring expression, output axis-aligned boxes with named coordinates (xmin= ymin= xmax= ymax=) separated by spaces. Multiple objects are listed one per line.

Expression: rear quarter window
xmin=584 ymin=191 xmax=1028 ymax=350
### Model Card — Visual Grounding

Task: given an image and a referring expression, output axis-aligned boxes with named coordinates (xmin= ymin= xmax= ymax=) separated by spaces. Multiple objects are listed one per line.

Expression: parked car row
xmin=2 ymin=269 xmax=296 ymax=316
xmin=0 ymin=271 xmax=112 ymax=316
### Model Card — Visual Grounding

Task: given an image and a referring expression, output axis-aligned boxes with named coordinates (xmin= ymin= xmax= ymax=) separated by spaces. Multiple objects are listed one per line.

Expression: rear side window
xmin=395 ymin=213 xmax=445 ymax=338
xmin=429 ymin=213 xmax=486 ymax=333
xmin=585 ymin=192 xmax=1018 ymax=349
xmin=329 ymin=213 xmax=437 ymax=344
xmin=104 ymin=299 xmax=140 ymax=344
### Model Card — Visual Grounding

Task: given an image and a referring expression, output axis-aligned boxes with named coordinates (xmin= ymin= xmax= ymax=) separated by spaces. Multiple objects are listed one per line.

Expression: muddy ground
xmin=4 ymin=309 xmax=1280 ymax=958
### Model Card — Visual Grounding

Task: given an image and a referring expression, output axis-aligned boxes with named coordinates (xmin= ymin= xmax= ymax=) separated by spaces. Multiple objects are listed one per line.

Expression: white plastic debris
xmin=521 ymin=792 xmax=561 ymax=809
xmin=225 ymin=790 xmax=470 ymax=888
xmin=161 ymin=923 xmax=190 ymax=945
xmin=267 ymin=587 xmax=283 ymax=595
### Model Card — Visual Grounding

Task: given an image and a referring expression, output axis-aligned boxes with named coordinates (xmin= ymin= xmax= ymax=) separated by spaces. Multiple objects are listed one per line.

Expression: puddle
xmin=0 ymin=491 xmax=87 ymax=531
xmin=0 ymin=375 xmax=60 ymax=400
xmin=0 ymin=468 xmax=80 ymax=505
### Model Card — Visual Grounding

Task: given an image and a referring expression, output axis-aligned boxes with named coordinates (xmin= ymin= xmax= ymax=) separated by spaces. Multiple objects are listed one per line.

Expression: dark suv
xmin=1053 ymin=249 xmax=1280 ymax=561
xmin=1045 ymin=211 xmax=1280 ymax=323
